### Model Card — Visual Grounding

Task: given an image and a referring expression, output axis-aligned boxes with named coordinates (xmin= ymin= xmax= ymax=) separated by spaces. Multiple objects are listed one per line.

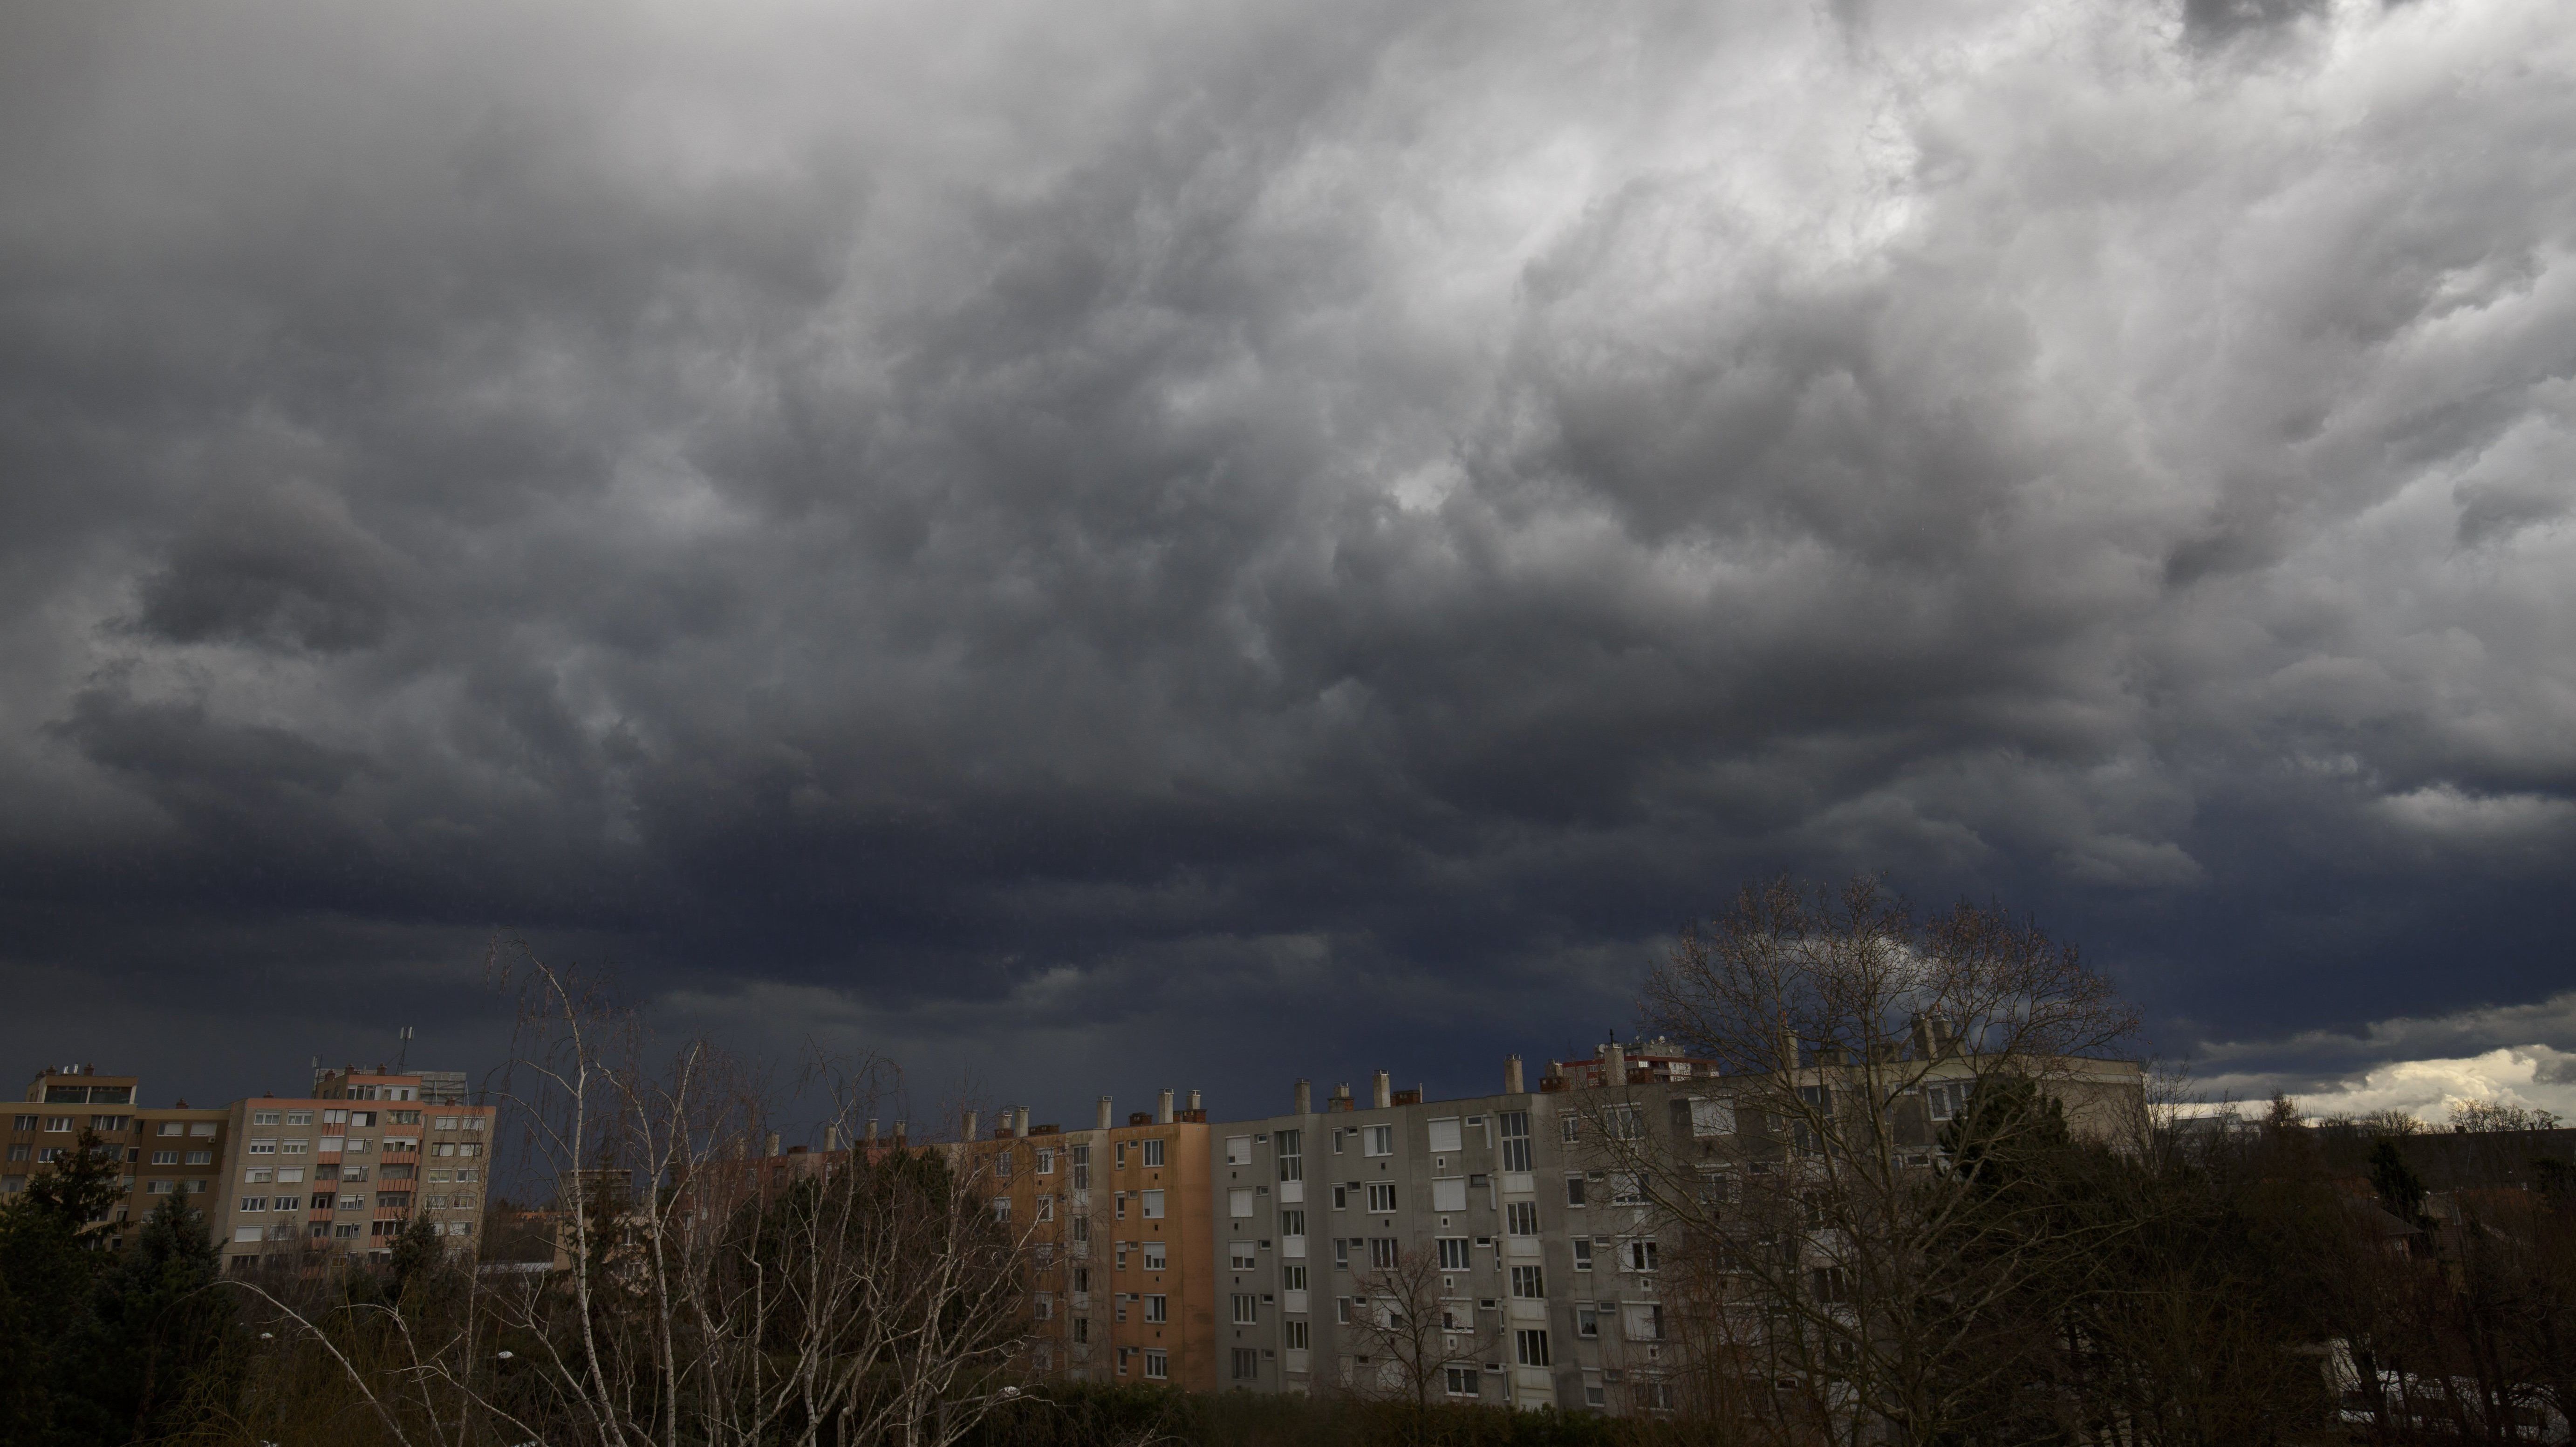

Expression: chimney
xmin=866 ymin=1118 xmax=880 ymax=1145
xmin=1020 ymin=1106 xmax=1034 ymax=1135
xmin=1097 ymin=1096 xmax=1114 ymax=1131
xmin=1504 ymin=1055 xmax=1524 ymax=1094
xmin=825 ymin=1124 xmax=840 ymax=1152
xmin=893 ymin=1119 xmax=908 ymax=1147
xmin=963 ymin=1109 xmax=979 ymax=1142
xmin=1779 ymin=1014 xmax=1801 ymax=1072
xmin=1187 ymin=1089 xmax=1202 ymax=1113
xmin=766 ymin=1132 xmax=781 ymax=1158
xmin=1294 ymin=1078 xmax=1312 ymax=1114
xmin=1156 ymin=1089 xmax=1175 ymax=1125
xmin=1372 ymin=1071 xmax=1392 ymax=1109
xmin=1604 ymin=1042 xmax=1626 ymax=1086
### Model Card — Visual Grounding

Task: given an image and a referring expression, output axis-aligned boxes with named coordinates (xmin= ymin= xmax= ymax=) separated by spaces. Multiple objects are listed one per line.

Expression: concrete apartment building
xmin=212 ymin=1066 xmax=496 ymax=1272
xmin=957 ymin=1089 xmax=1219 ymax=1392
xmin=1202 ymin=1037 xmax=2146 ymax=1418
xmin=3 ymin=1066 xmax=231 ymax=1247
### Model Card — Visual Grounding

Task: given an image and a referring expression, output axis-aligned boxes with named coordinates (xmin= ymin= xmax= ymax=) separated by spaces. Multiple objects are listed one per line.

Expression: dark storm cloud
xmin=1 ymin=0 xmax=2572 ymax=1116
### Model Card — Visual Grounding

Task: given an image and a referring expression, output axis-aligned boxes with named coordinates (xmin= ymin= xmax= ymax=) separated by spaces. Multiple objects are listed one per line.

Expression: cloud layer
xmin=2 ymin=0 xmax=2572 ymax=1115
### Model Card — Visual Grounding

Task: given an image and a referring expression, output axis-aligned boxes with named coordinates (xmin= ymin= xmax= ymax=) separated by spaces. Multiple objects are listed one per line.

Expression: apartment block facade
xmin=1197 ymin=1039 xmax=2146 ymax=1418
xmin=956 ymin=1089 xmax=1219 ymax=1392
xmin=4 ymin=1067 xmax=231 ymax=1247
xmin=212 ymin=1067 xmax=497 ymax=1271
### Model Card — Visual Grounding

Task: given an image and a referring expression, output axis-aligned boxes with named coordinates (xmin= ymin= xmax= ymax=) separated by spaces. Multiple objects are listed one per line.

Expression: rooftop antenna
xmin=396 ymin=1026 xmax=413 ymax=1072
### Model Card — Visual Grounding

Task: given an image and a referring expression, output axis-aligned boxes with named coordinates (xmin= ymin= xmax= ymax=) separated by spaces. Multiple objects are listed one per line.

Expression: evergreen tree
xmin=55 ymin=1194 xmax=239 ymax=1447
xmin=2368 ymin=1137 xmax=2426 ymax=1224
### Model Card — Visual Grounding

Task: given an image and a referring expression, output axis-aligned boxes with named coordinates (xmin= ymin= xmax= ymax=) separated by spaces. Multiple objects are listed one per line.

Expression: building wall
xmin=215 ymin=1072 xmax=495 ymax=1271
xmin=5 ymin=1069 xmax=228 ymax=1247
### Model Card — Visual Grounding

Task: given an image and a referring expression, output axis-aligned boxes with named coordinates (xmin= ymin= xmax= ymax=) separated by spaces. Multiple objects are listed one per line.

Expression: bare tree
xmin=232 ymin=944 xmax=1037 ymax=1447
xmin=1338 ymin=1244 xmax=1501 ymax=1442
xmin=1578 ymin=876 xmax=2141 ymax=1447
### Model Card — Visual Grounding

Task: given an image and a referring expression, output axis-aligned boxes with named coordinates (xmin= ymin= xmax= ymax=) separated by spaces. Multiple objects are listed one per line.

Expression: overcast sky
xmin=3 ymin=0 xmax=2571 ymax=1129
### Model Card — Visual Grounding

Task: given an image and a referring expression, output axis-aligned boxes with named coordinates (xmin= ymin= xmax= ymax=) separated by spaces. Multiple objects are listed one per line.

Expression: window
xmin=1498 ymin=1113 xmax=1531 ymax=1172
xmin=1142 ymin=1242 xmax=1166 ymax=1271
xmin=151 ymin=1121 xmax=180 ymax=1137
xmin=1232 ymin=1293 xmax=1258 ymax=1324
xmin=1033 ymin=1291 xmax=1052 ymax=1321
xmin=1073 ymin=1317 xmax=1089 ymax=1344
xmin=1036 ymin=1148 xmax=1054 ymax=1175
xmin=1577 ymin=1304 xmax=1599 ymax=1338
xmin=1141 ymin=1189 xmax=1165 ymax=1220
xmin=244 ymin=1167 xmax=273 ymax=1184
xmin=1431 ymin=1175 xmax=1469 ymax=1211
xmin=1144 ymin=1294 xmax=1168 ymax=1323
xmin=239 ymin=1197 xmax=268 ymax=1213
xmin=1640 ymin=1379 xmax=1677 ymax=1412
xmin=1562 ymin=1113 xmax=1579 ymax=1142
xmin=995 ymin=1150 xmax=1013 ymax=1180
xmin=1365 ymin=1182 xmax=1397 ymax=1213
xmin=1690 ymin=1097 xmax=1737 ymax=1136
xmin=151 ymin=1150 xmax=178 ymax=1166
xmin=1809 ymin=1266 xmax=1851 ymax=1304
xmin=992 ymin=1197 xmax=1011 ymax=1222
xmin=1926 ymin=1081 xmax=1973 ymax=1120
xmin=1115 ymin=1192 xmax=1128 ymax=1221
xmin=1573 ymin=1238 xmax=1593 ymax=1271
xmin=1283 ymin=1264 xmax=1306 ymax=1291
xmin=189 ymin=1121 xmax=216 ymax=1137
xmin=185 ymin=1150 xmax=212 ymax=1165
xmin=1232 ymin=1346 xmax=1260 ymax=1380
xmin=1276 ymin=1128 xmax=1302 ymax=1182
xmin=9 ymin=1115 xmax=34 ymax=1131
xmin=1072 ymin=1215 xmax=1089 ymax=1242
xmin=1116 ymin=1242 xmax=1130 ymax=1270
xmin=285 ymin=1112 xmax=313 ymax=1126
xmin=1230 ymin=1187 xmax=1255 ymax=1218
xmin=390 ymin=1110 xmax=419 ymax=1125
xmin=1142 ymin=1139 xmax=1165 ymax=1168
xmin=42 ymin=1118 xmax=72 ymax=1133
xmin=1505 ymin=1201 xmax=1537 ymax=1235
xmin=1606 ymin=1104 xmax=1643 ymax=1140
xmin=1446 ymin=1365 xmax=1479 ymax=1397
xmin=1334 ymin=1297 xmax=1352 ymax=1324
xmin=1510 ymin=1265 xmax=1545 ymax=1299
xmin=1625 ymin=1240 xmax=1660 ymax=1274
xmin=1226 ymin=1135 xmax=1252 ymax=1166
xmin=147 ymin=1180 xmax=175 ymax=1194
xmin=1280 ymin=1208 xmax=1305 ymax=1237
xmin=1331 ymin=1183 xmax=1348 ymax=1210
xmin=1515 ymin=1329 xmax=1551 ymax=1367
xmin=1071 ymin=1144 xmax=1089 ymax=1189
xmin=1114 ymin=1142 xmax=1127 ymax=1170
xmin=1231 ymin=1240 xmax=1257 ymax=1269
xmin=323 ymin=1110 xmax=347 ymax=1125
xmin=1283 ymin=1317 xmax=1310 ymax=1349
xmin=280 ymin=1139 xmax=307 ymax=1155
xmin=1610 ymin=1173 xmax=1646 ymax=1207
xmin=1624 ymin=1303 xmax=1667 ymax=1340
xmin=1427 ymin=1117 xmax=1462 ymax=1153
xmin=1436 ymin=1237 xmax=1469 ymax=1270
xmin=1114 ymin=1293 xmax=1130 ymax=1323
xmin=1144 ymin=1350 xmax=1168 ymax=1380
xmin=277 ymin=1167 xmax=304 ymax=1183
xmin=1363 ymin=1125 xmax=1393 ymax=1157
xmin=1036 ymin=1194 xmax=1054 ymax=1222
xmin=1369 ymin=1237 xmax=1398 ymax=1270
xmin=2 ymin=1146 xmax=21 ymax=1162
xmin=92 ymin=1115 xmax=129 ymax=1133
